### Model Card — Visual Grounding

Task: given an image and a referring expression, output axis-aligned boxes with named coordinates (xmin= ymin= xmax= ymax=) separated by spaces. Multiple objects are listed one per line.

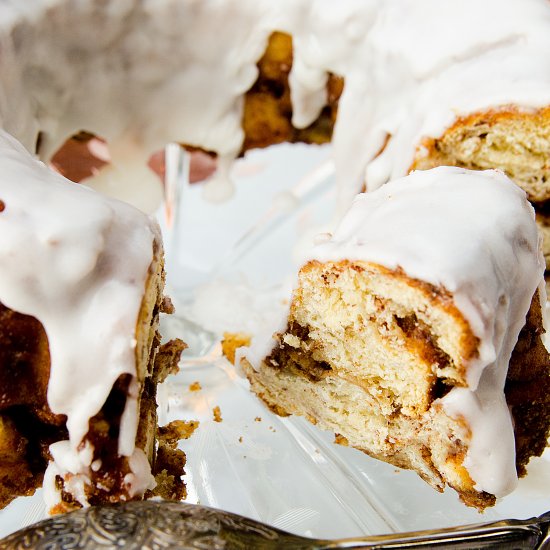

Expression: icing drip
xmin=1 ymin=0 xmax=549 ymax=209
xmin=124 ymin=448 xmax=157 ymax=498
xmin=309 ymin=167 xmax=544 ymax=497
xmin=0 ymin=130 xmax=158 ymax=505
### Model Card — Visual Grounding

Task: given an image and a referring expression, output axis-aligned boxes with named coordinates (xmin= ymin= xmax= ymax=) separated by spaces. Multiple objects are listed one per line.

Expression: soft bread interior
xmin=272 ymin=260 xmax=478 ymax=417
xmin=243 ymin=359 xmax=490 ymax=509
xmin=244 ymin=259 xmax=550 ymax=510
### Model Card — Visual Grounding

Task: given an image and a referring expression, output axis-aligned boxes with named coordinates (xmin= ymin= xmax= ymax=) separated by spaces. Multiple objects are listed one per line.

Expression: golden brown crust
xmin=0 ymin=303 xmax=59 ymax=421
xmin=153 ymin=338 xmax=186 ymax=385
xmin=0 ymin=303 xmax=67 ymax=507
xmin=0 ymin=415 xmax=40 ymax=509
xmin=506 ymin=290 xmax=550 ymax=476
xmin=212 ymin=406 xmax=223 ymax=423
xmin=411 ymin=106 xmax=550 ymax=202
xmin=158 ymin=420 xmax=199 ymax=446
xmin=221 ymin=332 xmax=252 ymax=365
xmin=148 ymin=420 xmax=199 ymax=502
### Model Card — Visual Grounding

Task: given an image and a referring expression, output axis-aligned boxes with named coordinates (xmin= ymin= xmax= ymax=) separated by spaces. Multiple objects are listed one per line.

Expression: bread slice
xmin=243 ymin=263 xmax=549 ymax=510
xmin=0 ymin=236 xmax=186 ymax=512
xmin=0 ymin=131 xmax=186 ymax=512
xmin=243 ymin=167 xmax=550 ymax=510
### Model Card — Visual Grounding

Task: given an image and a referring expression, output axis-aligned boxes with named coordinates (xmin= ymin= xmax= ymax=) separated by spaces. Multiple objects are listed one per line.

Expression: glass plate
xmin=1 ymin=143 xmax=549 ymax=540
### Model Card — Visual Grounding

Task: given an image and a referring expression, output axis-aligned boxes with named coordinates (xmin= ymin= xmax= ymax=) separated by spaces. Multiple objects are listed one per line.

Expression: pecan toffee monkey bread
xmin=243 ymin=167 xmax=550 ymax=511
xmin=0 ymin=0 xmax=549 ymax=512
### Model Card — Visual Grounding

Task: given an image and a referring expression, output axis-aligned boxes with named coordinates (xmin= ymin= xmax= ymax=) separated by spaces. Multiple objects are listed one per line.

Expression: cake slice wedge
xmin=243 ymin=166 xmax=550 ymax=510
xmin=0 ymin=131 xmax=186 ymax=512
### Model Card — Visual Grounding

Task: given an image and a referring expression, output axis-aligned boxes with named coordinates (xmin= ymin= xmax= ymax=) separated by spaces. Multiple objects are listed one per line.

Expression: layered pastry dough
xmin=243 ymin=167 xmax=550 ymax=510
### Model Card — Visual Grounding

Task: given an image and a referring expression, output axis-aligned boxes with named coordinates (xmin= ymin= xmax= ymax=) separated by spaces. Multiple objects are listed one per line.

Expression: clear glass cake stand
xmin=1 ymin=143 xmax=549 ymax=540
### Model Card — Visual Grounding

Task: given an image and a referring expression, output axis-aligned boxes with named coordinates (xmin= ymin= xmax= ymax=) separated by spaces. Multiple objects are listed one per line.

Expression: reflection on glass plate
xmin=1 ymin=143 xmax=549 ymax=540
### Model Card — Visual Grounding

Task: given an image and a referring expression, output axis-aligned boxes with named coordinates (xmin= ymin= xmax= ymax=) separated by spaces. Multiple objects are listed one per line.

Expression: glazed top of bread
xmin=310 ymin=166 xmax=545 ymax=497
xmin=0 ymin=130 xmax=159 ymax=504
xmin=0 ymin=0 xmax=549 ymax=208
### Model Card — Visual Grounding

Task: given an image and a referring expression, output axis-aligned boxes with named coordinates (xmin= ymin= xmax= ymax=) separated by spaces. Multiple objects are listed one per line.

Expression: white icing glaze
xmin=309 ymin=166 xmax=544 ymax=497
xmin=44 ymin=441 xmax=93 ymax=508
xmin=0 ymin=130 xmax=158 ymax=506
xmin=1 ymin=0 xmax=549 ymax=210
xmin=123 ymin=448 xmax=157 ymax=498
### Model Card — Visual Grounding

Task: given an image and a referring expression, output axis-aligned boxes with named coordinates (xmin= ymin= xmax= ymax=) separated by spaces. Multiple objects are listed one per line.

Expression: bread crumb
xmin=334 ymin=433 xmax=349 ymax=446
xmin=153 ymin=339 xmax=186 ymax=384
xmin=160 ymin=296 xmax=175 ymax=314
xmin=158 ymin=419 xmax=199 ymax=446
xmin=149 ymin=420 xmax=199 ymax=502
xmin=213 ymin=406 xmax=223 ymax=423
xmin=150 ymin=467 xmax=187 ymax=501
xmin=221 ymin=332 xmax=252 ymax=364
xmin=282 ymin=333 xmax=301 ymax=348
xmin=254 ymin=416 xmax=262 ymax=422
xmin=238 ymin=436 xmax=243 ymax=443
xmin=189 ymin=381 xmax=202 ymax=392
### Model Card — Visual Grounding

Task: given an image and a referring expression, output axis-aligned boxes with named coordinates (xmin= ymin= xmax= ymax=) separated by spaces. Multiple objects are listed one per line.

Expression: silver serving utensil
xmin=1 ymin=501 xmax=549 ymax=549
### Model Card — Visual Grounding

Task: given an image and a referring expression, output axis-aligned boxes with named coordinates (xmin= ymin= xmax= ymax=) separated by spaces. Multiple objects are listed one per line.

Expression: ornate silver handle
xmin=0 ymin=501 xmax=548 ymax=549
